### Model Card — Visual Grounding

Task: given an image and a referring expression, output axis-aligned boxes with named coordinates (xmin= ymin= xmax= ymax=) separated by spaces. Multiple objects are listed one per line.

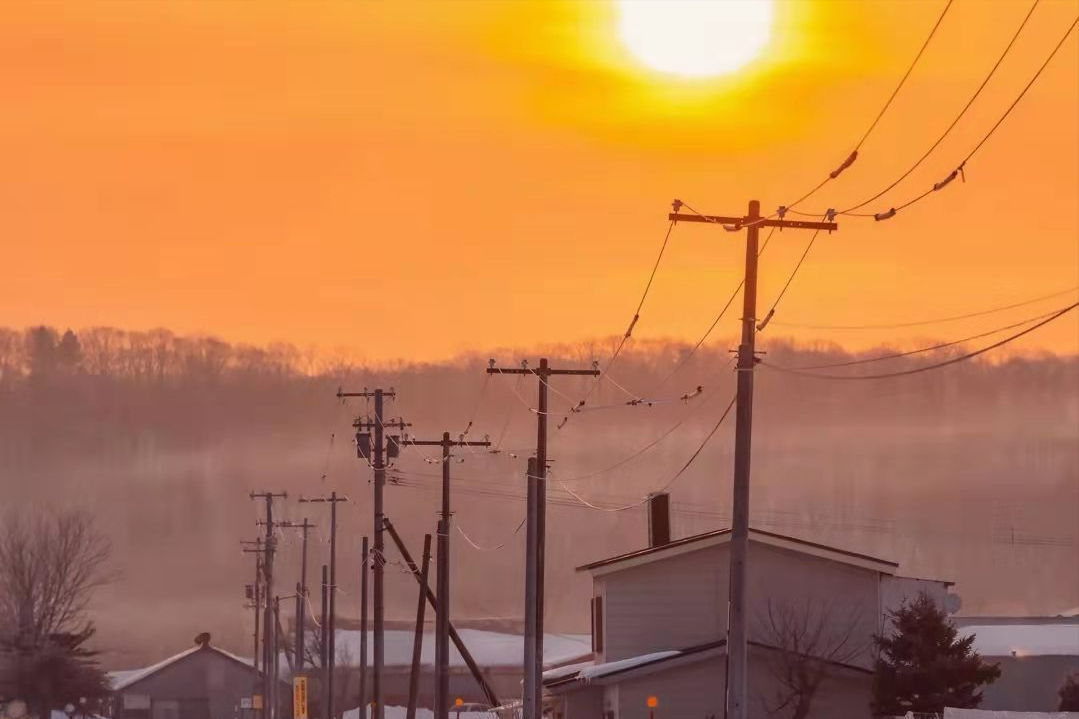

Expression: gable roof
xmin=577 ymin=527 xmax=899 ymax=576
xmin=110 ymin=644 xmax=263 ymax=691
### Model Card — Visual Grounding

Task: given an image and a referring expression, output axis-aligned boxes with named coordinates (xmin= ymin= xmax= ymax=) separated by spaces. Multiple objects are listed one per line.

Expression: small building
xmin=955 ymin=615 xmax=1079 ymax=712
xmin=544 ymin=494 xmax=955 ymax=719
xmin=110 ymin=635 xmax=285 ymax=719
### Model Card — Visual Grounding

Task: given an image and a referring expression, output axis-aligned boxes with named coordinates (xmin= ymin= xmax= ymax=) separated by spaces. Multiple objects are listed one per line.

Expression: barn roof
xmin=109 ymin=643 xmax=262 ymax=691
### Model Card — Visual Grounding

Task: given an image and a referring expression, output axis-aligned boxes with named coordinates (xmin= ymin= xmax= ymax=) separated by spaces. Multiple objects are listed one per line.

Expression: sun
xmin=616 ymin=0 xmax=774 ymax=79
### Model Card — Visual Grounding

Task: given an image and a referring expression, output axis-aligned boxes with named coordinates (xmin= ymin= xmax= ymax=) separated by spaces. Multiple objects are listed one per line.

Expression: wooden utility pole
xmin=486 ymin=358 xmax=599 ymax=719
xmin=400 ymin=432 xmax=491 ymax=719
xmin=320 ymin=564 xmax=329 ymax=719
xmin=277 ymin=519 xmax=315 ymax=677
xmin=338 ymin=387 xmax=410 ymax=719
xmin=406 ymin=534 xmax=432 ymax=719
xmin=668 ymin=200 xmax=837 ymax=719
xmin=359 ymin=535 xmax=369 ymax=719
xmin=383 ymin=518 xmax=500 ymax=708
xmin=241 ymin=539 xmax=264 ymax=675
xmin=300 ymin=494 xmax=347 ymax=719
xmin=251 ymin=491 xmax=287 ymax=719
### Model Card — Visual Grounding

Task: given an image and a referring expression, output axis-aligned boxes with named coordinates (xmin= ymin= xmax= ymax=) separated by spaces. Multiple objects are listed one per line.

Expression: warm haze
xmin=2 ymin=0 xmax=1077 ymax=360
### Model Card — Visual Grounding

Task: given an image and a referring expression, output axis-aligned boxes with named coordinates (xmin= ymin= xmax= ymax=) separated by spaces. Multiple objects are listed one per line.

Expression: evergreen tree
xmin=1060 ymin=672 xmax=1079 ymax=712
xmin=872 ymin=593 xmax=1000 ymax=716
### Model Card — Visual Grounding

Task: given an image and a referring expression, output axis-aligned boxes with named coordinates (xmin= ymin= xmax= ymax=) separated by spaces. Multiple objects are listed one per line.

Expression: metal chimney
xmin=647 ymin=492 xmax=671 ymax=547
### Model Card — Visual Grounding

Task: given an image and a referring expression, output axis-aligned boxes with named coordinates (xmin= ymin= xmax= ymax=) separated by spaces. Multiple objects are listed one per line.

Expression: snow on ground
xmin=541 ymin=660 xmax=593 ymax=682
xmin=959 ymin=623 xmax=1079 ymax=656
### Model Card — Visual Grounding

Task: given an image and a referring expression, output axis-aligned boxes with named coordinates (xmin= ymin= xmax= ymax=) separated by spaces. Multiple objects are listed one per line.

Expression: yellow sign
xmin=252 ymin=696 xmax=263 ymax=711
xmin=293 ymin=677 xmax=309 ymax=719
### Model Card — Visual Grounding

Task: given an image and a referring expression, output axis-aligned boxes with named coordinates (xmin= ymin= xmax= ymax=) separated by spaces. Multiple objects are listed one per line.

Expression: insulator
xmin=874 ymin=208 xmax=897 ymax=222
xmin=830 ymin=150 xmax=858 ymax=179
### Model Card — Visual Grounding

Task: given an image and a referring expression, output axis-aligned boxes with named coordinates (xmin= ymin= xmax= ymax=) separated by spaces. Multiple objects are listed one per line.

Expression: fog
xmin=0 ymin=326 xmax=1075 ymax=670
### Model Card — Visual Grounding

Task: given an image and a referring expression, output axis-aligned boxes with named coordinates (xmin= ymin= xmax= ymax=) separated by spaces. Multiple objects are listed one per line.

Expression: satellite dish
xmin=944 ymin=593 xmax=962 ymax=614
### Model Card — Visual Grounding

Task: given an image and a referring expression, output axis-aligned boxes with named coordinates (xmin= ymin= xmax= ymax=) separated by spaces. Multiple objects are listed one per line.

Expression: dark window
xmin=593 ymin=595 xmax=604 ymax=653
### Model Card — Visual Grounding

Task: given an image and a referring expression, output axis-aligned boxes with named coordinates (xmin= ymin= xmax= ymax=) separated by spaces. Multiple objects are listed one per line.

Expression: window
xmin=592 ymin=595 xmax=604 ymax=653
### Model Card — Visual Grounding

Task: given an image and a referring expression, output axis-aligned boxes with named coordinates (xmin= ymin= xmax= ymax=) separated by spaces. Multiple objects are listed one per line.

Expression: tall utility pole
xmin=300 ymin=494 xmax=347 ymax=719
xmin=241 ymin=539 xmax=264 ymax=674
xmin=320 ymin=564 xmax=329 ymax=719
xmin=251 ymin=491 xmax=287 ymax=719
xmin=487 ymin=359 xmax=599 ymax=719
xmin=359 ymin=535 xmax=369 ymax=719
xmin=277 ymin=519 xmax=315 ymax=676
xmin=668 ymin=200 xmax=837 ymax=719
xmin=399 ymin=432 xmax=491 ymax=719
xmin=337 ymin=387 xmax=410 ymax=719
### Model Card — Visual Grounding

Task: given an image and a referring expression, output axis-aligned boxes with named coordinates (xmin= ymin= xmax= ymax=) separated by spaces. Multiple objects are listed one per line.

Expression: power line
xmin=756 ymin=218 xmax=829 ymax=332
xmin=854 ymin=0 xmax=956 ymax=153
xmin=561 ymin=392 xmax=738 ymax=516
xmin=800 ymin=14 xmax=1079 ymax=221
xmin=840 ymin=0 xmax=1039 ymax=215
xmin=557 ymin=217 xmax=679 ymax=429
xmin=773 ymin=306 xmax=1065 ymax=371
xmin=761 ymin=301 xmax=1078 ymax=380
xmin=772 ymin=285 xmax=1078 ymax=330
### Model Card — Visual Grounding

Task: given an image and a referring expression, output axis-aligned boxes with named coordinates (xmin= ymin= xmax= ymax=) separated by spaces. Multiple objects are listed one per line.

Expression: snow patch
xmin=960 ymin=624 xmax=1079 ymax=657
xmin=578 ymin=651 xmax=681 ymax=680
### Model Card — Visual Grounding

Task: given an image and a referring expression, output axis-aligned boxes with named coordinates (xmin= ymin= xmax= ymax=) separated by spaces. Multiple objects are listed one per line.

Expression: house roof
xmin=543 ymin=638 xmax=872 ymax=690
xmin=110 ymin=643 xmax=264 ymax=691
xmin=577 ymin=527 xmax=899 ymax=576
xmin=957 ymin=623 xmax=1079 ymax=657
xmin=331 ymin=629 xmax=591 ymax=669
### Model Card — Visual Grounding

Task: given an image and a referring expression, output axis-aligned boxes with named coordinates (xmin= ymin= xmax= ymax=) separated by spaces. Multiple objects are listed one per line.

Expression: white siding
xmin=594 ymin=539 xmax=881 ymax=667
xmin=602 ymin=545 xmax=727 ymax=661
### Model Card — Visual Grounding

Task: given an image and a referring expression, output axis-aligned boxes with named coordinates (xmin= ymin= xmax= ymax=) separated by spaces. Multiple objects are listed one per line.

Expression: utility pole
xmin=359 ymin=536 xmax=369 ymax=719
xmin=320 ymin=564 xmax=329 ymax=719
xmin=406 ymin=534 xmax=432 ymax=719
xmin=241 ymin=539 xmax=265 ymax=675
xmin=337 ymin=387 xmax=410 ymax=719
xmin=251 ymin=491 xmax=287 ymax=719
xmin=486 ymin=359 xmax=599 ymax=719
xmin=383 ymin=518 xmax=500 ymax=709
xmin=277 ymin=519 xmax=315 ymax=676
xmin=668 ymin=200 xmax=837 ymax=719
xmin=300 ymin=494 xmax=347 ymax=719
xmin=399 ymin=432 xmax=491 ymax=719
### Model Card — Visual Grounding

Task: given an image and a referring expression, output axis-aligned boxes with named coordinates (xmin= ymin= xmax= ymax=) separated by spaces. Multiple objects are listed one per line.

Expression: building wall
xmin=117 ymin=649 xmax=267 ymax=719
xmin=600 ymin=546 xmax=726 ymax=662
xmin=596 ymin=539 xmax=881 ymax=668
xmin=978 ymin=655 xmax=1079 ymax=712
xmin=880 ymin=575 xmax=954 ymax=621
xmin=589 ymin=650 xmax=872 ymax=719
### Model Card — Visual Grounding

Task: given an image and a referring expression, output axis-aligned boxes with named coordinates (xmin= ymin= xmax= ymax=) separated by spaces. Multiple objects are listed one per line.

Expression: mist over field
xmin=1 ymin=325 xmax=1076 ymax=670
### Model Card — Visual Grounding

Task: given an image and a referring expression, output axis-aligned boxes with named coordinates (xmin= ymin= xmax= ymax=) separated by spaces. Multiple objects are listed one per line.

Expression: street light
xmin=647 ymin=695 xmax=658 ymax=719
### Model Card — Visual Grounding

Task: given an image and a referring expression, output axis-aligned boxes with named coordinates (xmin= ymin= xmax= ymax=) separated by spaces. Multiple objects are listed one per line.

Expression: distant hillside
xmin=1 ymin=325 xmax=1076 ymax=669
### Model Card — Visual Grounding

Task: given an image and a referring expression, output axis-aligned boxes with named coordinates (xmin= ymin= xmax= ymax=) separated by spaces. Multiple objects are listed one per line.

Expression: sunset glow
xmin=616 ymin=0 xmax=773 ymax=78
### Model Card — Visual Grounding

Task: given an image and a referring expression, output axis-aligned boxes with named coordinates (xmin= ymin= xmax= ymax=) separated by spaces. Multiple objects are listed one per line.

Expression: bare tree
xmin=0 ymin=508 xmax=112 ymax=644
xmin=754 ymin=598 xmax=867 ymax=719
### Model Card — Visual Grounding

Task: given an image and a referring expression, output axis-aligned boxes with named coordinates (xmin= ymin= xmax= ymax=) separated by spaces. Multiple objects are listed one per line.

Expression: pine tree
xmin=872 ymin=593 xmax=1001 ymax=716
xmin=1060 ymin=672 xmax=1079 ymax=712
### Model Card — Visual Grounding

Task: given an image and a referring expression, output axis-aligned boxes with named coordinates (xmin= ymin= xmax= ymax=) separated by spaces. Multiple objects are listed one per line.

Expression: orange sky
xmin=1 ymin=0 xmax=1077 ymax=361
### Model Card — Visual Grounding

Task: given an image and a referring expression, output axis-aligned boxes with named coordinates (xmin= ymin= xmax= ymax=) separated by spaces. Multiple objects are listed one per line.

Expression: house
xmin=544 ymin=493 xmax=955 ymax=719
xmin=954 ymin=614 xmax=1079 ymax=712
xmin=110 ymin=634 xmax=286 ymax=719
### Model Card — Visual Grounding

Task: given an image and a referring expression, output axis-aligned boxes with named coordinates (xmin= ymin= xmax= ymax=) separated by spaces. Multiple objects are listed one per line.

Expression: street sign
xmin=251 ymin=696 xmax=263 ymax=711
xmin=293 ymin=677 xmax=309 ymax=719
xmin=240 ymin=698 xmax=252 ymax=710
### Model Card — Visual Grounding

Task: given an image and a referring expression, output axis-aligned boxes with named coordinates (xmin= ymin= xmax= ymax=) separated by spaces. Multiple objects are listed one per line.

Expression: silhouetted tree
xmin=56 ymin=330 xmax=81 ymax=372
xmin=25 ymin=326 xmax=58 ymax=379
xmin=756 ymin=598 xmax=867 ymax=719
xmin=872 ymin=593 xmax=1000 ymax=716
xmin=1060 ymin=672 xmax=1079 ymax=712
xmin=0 ymin=509 xmax=112 ymax=712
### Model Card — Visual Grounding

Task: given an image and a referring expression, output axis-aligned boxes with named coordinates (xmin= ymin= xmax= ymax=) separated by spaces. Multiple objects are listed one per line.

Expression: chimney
xmin=647 ymin=492 xmax=671 ymax=547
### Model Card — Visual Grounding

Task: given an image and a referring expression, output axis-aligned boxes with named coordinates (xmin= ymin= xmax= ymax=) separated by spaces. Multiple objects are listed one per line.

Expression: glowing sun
xmin=616 ymin=0 xmax=774 ymax=79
